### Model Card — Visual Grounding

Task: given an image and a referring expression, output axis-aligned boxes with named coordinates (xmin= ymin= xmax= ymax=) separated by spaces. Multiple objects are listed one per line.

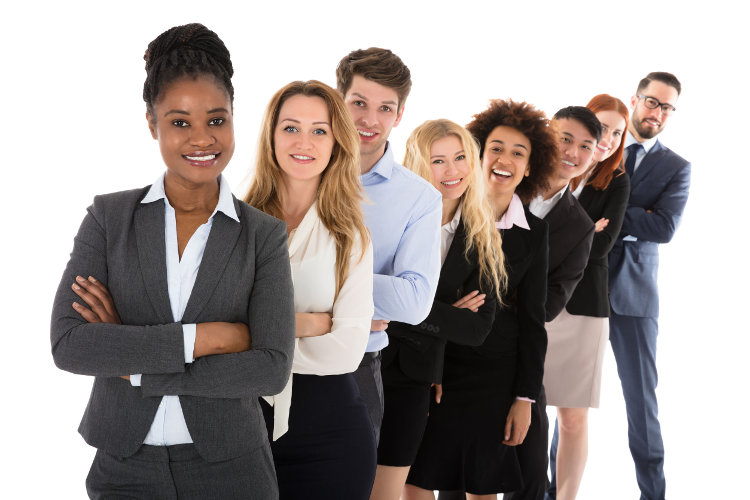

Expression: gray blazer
xmin=51 ymin=185 xmax=295 ymax=462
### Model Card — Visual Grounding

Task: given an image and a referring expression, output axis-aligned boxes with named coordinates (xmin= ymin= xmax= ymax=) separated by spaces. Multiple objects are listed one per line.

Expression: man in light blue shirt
xmin=336 ymin=48 xmax=442 ymax=442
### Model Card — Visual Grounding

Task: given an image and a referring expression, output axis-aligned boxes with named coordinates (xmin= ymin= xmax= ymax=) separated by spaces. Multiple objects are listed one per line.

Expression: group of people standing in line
xmin=50 ymin=22 xmax=690 ymax=500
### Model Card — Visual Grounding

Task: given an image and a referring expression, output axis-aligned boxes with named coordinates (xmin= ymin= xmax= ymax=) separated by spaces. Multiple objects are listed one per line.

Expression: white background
xmin=3 ymin=1 xmax=748 ymax=498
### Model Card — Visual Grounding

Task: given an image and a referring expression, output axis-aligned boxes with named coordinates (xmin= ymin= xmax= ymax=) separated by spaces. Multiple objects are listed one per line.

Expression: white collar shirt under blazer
xmin=263 ymin=204 xmax=374 ymax=440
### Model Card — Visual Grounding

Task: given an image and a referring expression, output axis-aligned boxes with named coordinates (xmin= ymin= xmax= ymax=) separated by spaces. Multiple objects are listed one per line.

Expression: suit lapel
xmin=134 ymin=200 xmax=174 ymax=323
xmin=438 ymin=219 xmax=467 ymax=299
xmin=182 ymin=204 xmax=242 ymax=322
xmin=630 ymin=140 xmax=666 ymax=190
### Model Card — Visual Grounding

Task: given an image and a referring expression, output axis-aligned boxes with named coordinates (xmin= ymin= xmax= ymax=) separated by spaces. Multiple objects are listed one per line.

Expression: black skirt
xmin=377 ymin=352 xmax=433 ymax=466
xmin=261 ymin=373 xmax=376 ymax=500
xmin=406 ymin=345 xmax=523 ymax=494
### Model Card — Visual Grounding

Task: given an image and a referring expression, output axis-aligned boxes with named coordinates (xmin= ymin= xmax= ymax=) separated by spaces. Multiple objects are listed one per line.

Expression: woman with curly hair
xmin=404 ymin=100 xmax=557 ymax=500
xmin=371 ymin=119 xmax=507 ymax=500
xmin=245 ymin=80 xmax=376 ymax=499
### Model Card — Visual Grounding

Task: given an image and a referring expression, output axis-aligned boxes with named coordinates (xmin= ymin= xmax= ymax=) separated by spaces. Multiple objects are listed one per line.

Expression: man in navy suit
xmin=607 ymin=72 xmax=690 ymax=500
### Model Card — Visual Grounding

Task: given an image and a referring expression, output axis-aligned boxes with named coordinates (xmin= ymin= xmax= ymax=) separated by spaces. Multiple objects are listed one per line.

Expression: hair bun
xmin=144 ymin=23 xmax=232 ymax=78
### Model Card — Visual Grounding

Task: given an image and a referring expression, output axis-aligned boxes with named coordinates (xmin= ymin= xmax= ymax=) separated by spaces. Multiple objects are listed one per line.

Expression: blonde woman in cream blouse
xmin=245 ymin=80 xmax=375 ymax=500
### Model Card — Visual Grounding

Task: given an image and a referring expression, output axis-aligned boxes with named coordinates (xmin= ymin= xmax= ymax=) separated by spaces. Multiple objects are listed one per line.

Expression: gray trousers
xmin=86 ymin=443 xmax=278 ymax=499
xmin=353 ymin=351 xmax=384 ymax=444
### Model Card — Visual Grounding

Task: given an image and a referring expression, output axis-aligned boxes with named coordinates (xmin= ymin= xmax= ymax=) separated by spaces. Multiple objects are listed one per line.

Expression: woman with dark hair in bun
xmin=405 ymin=100 xmax=555 ymax=500
xmin=50 ymin=23 xmax=295 ymax=499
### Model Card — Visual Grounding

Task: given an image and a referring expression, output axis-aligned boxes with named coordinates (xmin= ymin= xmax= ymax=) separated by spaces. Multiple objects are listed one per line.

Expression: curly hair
xmin=466 ymin=99 xmax=559 ymax=203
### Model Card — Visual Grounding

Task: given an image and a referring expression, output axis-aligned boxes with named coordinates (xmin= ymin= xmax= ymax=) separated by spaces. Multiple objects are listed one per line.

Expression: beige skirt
xmin=543 ymin=309 xmax=608 ymax=408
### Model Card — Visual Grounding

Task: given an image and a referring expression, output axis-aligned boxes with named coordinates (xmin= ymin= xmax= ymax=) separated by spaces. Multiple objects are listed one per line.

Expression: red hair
xmin=570 ymin=94 xmax=629 ymax=191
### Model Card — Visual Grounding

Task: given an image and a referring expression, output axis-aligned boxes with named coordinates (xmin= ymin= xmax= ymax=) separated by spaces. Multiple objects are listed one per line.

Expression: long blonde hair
xmin=403 ymin=119 xmax=507 ymax=302
xmin=244 ymin=80 xmax=369 ymax=299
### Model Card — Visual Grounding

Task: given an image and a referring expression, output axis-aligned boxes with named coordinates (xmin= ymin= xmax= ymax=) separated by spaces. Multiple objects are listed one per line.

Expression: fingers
xmin=503 ymin=416 xmax=514 ymax=445
xmin=452 ymin=290 xmax=479 ymax=307
xmin=371 ymin=319 xmax=390 ymax=332
xmin=71 ymin=276 xmax=121 ymax=324
xmin=432 ymin=383 xmax=443 ymax=404
xmin=594 ymin=218 xmax=610 ymax=233
xmin=72 ymin=301 xmax=102 ymax=323
xmin=453 ymin=291 xmax=486 ymax=312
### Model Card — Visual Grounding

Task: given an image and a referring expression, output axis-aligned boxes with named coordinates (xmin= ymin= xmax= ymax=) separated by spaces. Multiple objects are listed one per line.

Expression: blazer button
xmin=434 ymin=326 xmax=440 ymax=333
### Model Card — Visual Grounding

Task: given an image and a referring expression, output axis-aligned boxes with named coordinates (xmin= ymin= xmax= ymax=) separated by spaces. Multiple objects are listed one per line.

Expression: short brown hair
xmin=336 ymin=47 xmax=412 ymax=110
xmin=637 ymin=71 xmax=681 ymax=96
xmin=466 ymin=99 xmax=558 ymax=203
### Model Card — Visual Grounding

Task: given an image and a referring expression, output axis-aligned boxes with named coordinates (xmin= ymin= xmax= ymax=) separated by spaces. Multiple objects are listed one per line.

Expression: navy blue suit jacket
xmin=608 ymin=139 xmax=691 ymax=318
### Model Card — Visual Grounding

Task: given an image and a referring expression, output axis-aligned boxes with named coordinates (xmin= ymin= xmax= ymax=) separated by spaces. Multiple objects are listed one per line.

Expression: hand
xmin=296 ymin=312 xmax=333 ymax=338
xmin=71 ymin=275 xmax=122 ymax=324
xmin=194 ymin=322 xmax=251 ymax=358
xmin=452 ymin=290 xmax=486 ymax=312
xmin=371 ymin=319 xmax=390 ymax=332
xmin=594 ymin=218 xmax=610 ymax=233
xmin=503 ymin=399 xmax=532 ymax=446
xmin=431 ymin=383 xmax=443 ymax=404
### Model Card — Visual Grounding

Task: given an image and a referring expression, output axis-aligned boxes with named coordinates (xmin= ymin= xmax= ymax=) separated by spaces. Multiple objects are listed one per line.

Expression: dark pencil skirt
xmin=377 ymin=353 xmax=433 ymax=466
xmin=261 ymin=373 xmax=376 ymax=500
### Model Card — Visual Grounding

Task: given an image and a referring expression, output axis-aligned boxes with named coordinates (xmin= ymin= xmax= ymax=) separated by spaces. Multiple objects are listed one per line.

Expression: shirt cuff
xmin=623 ymin=235 xmax=638 ymax=241
xmin=516 ymin=396 xmax=535 ymax=403
xmin=183 ymin=324 xmax=197 ymax=363
xmin=130 ymin=374 xmax=142 ymax=386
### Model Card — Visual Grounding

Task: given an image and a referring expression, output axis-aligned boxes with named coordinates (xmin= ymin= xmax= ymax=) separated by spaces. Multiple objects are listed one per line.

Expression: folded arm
xmin=621 ymin=161 xmax=690 ymax=243
xmin=373 ymin=198 xmax=441 ymax=324
xmin=141 ymin=221 xmax=295 ymax=399
xmin=292 ymin=240 xmax=374 ymax=375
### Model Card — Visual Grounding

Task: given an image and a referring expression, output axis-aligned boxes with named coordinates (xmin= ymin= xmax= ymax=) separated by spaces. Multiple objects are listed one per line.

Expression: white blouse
xmin=264 ymin=204 xmax=374 ymax=440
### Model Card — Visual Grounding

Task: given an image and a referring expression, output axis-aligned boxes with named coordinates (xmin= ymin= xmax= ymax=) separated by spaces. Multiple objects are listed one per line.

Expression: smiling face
xmin=343 ymin=75 xmax=404 ymax=170
xmin=482 ymin=126 xmax=531 ymax=199
xmin=554 ymin=118 xmax=597 ymax=182
xmin=273 ymin=94 xmax=334 ymax=188
xmin=593 ymin=110 xmax=626 ymax=163
xmin=429 ymin=134 xmax=472 ymax=202
xmin=147 ymin=76 xmax=234 ymax=188
xmin=630 ymin=80 xmax=679 ymax=141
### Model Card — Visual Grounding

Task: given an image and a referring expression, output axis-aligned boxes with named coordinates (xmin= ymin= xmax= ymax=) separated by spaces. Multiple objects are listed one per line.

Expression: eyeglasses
xmin=637 ymin=94 xmax=676 ymax=115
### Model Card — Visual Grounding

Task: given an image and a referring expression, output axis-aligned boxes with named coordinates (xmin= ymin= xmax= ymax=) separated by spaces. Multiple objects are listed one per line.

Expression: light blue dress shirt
xmin=130 ymin=173 xmax=239 ymax=446
xmin=360 ymin=143 xmax=442 ymax=352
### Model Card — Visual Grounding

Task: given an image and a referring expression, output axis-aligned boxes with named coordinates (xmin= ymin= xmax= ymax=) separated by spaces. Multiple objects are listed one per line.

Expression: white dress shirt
xmin=440 ymin=204 xmax=462 ymax=266
xmin=263 ymin=204 xmax=374 ymax=440
xmin=131 ymin=173 xmax=239 ymax=446
xmin=529 ymin=184 xmax=569 ymax=220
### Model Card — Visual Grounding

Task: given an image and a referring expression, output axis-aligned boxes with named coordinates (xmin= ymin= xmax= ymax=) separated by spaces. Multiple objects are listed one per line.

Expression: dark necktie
xmin=625 ymin=143 xmax=643 ymax=177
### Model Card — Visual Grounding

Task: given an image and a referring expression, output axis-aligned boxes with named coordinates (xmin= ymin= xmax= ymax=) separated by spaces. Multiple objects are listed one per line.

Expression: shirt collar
xmin=625 ymin=131 xmax=658 ymax=155
xmin=496 ymin=193 xmax=530 ymax=230
xmin=363 ymin=142 xmax=395 ymax=180
xmin=141 ymin=173 xmax=240 ymax=223
xmin=443 ymin=203 xmax=463 ymax=235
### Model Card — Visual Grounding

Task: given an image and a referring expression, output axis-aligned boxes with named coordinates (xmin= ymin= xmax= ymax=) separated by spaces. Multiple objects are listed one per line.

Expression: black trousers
xmin=86 ymin=443 xmax=277 ymax=500
xmin=353 ymin=350 xmax=384 ymax=444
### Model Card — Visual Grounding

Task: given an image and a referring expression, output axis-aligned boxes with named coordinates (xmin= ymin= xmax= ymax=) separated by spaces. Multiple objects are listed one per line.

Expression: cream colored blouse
xmin=264 ymin=204 xmax=374 ymax=440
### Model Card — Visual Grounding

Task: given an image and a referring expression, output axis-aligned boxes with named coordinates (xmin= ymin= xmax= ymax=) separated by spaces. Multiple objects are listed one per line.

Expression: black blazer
xmin=452 ymin=208 xmax=548 ymax=400
xmin=543 ymin=188 xmax=595 ymax=321
xmin=566 ymin=172 xmax=630 ymax=317
xmin=383 ymin=218 xmax=498 ymax=384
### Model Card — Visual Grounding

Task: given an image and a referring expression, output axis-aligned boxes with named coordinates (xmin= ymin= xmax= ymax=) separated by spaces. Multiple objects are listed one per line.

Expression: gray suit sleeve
xmin=50 ymin=199 xmax=186 ymax=377
xmin=140 ymin=219 xmax=295 ymax=399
